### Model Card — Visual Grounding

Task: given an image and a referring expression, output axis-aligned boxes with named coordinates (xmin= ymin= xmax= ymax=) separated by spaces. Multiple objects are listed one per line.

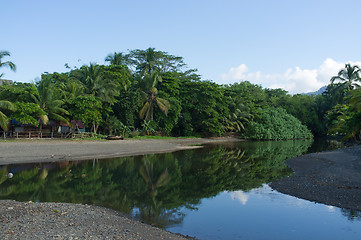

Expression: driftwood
xmin=106 ymin=135 xmax=124 ymax=140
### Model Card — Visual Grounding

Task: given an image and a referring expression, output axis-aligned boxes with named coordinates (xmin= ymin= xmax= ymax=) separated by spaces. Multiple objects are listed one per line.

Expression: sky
xmin=2 ymin=0 xmax=361 ymax=94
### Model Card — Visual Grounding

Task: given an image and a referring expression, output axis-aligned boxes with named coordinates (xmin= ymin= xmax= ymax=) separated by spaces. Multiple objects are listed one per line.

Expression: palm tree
xmin=72 ymin=63 xmax=119 ymax=103
xmin=0 ymin=100 xmax=15 ymax=131
xmin=224 ymin=97 xmax=250 ymax=133
xmin=137 ymin=48 xmax=162 ymax=76
xmin=61 ymin=79 xmax=85 ymax=100
xmin=130 ymin=47 xmax=185 ymax=75
xmin=139 ymin=72 xmax=170 ymax=121
xmin=131 ymin=48 xmax=171 ymax=121
xmin=331 ymin=63 xmax=361 ymax=91
xmin=105 ymin=52 xmax=130 ymax=66
xmin=32 ymin=78 xmax=69 ymax=131
xmin=0 ymin=51 xmax=16 ymax=78
xmin=349 ymin=89 xmax=361 ymax=110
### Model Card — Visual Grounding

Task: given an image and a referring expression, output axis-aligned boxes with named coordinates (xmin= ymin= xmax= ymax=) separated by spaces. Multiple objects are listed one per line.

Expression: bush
xmin=128 ymin=130 xmax=140 ymax=138
xmin=244 ymin=107 xmax=313 ymax=140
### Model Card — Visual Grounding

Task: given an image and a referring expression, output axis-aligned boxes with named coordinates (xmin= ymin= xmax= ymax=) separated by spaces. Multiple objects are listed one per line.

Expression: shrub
xmin=244 ymin=107 xmax=313 ymax=140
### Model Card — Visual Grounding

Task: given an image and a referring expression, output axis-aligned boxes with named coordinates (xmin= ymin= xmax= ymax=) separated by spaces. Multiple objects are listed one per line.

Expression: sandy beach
xmin=0 ymin=137 xmax=242 ymax=165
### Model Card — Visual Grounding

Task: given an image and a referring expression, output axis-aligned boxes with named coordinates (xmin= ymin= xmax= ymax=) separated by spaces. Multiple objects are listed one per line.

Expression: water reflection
xmin=341 ymin=209 xmax=361 ymax=222
xmin=1 ymin=140 xmax=359 ymax=233
xmin=229 ymin=190 xmax=249 ymax=205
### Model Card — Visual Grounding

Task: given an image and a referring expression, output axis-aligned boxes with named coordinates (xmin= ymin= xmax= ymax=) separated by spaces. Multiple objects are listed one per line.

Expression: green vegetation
xmin=0 ymin=100 xmax=15 ymax=130
xmin=245 ymin=108 xmax=313 ymax=140
xmin=1 ymin=48 xmax=360 ymax=141
xmin=0 ymin=51 xmax=16 ymax=78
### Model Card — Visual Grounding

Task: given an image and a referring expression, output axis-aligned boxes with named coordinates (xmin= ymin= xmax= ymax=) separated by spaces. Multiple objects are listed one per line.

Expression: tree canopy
xmin=1 ymin=48 xmax=360 ymax=142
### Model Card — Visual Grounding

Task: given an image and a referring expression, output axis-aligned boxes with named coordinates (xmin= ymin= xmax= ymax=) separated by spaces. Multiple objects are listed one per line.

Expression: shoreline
xmin=270 ymin=144 xmax=361 ymax=211
xmin=0 ymin=200 xmax=192 ymax=240
xmin=0 ymin=137 xmax=243 ymax=165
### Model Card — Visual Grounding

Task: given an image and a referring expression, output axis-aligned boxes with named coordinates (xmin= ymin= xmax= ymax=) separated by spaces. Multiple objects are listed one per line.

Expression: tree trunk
xmin=39 ymin=122 xmax=43 ymax=134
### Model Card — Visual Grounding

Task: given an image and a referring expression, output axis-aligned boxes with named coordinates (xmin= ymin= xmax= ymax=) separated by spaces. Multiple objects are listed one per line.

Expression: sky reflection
xmin=167 ymin=184 xmax=361 ymax=240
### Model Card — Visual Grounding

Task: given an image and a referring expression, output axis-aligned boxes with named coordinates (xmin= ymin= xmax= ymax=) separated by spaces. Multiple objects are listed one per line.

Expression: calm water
xmin=1 ymin=139 xmax=360 ymax=239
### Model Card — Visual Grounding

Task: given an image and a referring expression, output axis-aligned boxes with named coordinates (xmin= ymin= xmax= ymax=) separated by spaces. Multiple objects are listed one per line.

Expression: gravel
xmin=270 ymin=144 xmax=361 ymax=211
xmin=0 ymin=200 xmax=190 ymax=240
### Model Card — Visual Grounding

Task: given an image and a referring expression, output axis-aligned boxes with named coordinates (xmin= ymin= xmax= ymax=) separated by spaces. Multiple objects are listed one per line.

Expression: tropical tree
xmin=151 ymin=72 xmax=182 ymax=135
xmin=225 ymin=81 xmax=268 ymax=120
xmin=224 ymin=96 xmax=250 ymax=133
xmin=349 ymin=88 xmax=361 ymax=110
xmin=32 ymin=77 xmax=69 ymax=131
xmin=102 ymin=65 xmax=132 ymax=91
xmin=0 ymin=100 xmax=15 ymax=131
xmin=9 ymin=102 xmax=47 ymax=127
xmin=328 ymin=88 xmax=361 ymax=141
xmin=139 ymin=72 xmax=170 ymax=121
xmin=61 ymin=78 xmax=85 ymax=100
xmin=105 ymin=52 xmax=130 ymax=66
xmin=71 ymin=63 xmax=119 ymax=104
xmin=178 ymin=80 xmax=228 ymax=136
xmin=0 ymin=51 xmax=16 ymax=78
xmin=331 ymin=63 xmax=361 ymax=91
xmin=129 ymin=47 xmax=185 ymax=76
xmin=67 ymin=95 xmax=102 ymax=133
xmin=130 ymin=48 xmax=175 ymax=122
xmin=135 ymin=48 xmax=162 ymax=76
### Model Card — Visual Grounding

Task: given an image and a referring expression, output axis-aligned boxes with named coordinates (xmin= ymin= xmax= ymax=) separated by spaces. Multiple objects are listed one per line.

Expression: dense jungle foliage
xmin=1 ymin=48 xmax=360 ymax=140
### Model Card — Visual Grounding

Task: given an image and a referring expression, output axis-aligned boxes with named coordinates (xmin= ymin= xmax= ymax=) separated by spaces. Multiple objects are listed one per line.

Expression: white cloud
xmin=219 ymin=58 xmax=361 ymax=94
xmin=229 ymin=190 xmax=250 ymax=205
xmin=222 ymin=64 xmax=248 ymax=80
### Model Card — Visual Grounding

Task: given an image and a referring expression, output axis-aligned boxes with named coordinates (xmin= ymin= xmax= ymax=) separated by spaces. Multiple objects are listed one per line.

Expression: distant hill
xmin=302 ymin=86 xmax=327 ymax=96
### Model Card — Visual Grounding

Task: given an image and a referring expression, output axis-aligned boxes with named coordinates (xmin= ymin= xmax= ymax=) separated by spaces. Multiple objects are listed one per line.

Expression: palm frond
xmin=0 ymin=111 xmax=9 ymax=131
xmin=0 ymin=100 xmax=15 ymax=111
xmin=155 ymin=97 xmax=170 ymax=115
xmin=0 ymin=61 xmax=16 ymax=72
xmin=50 ymin=113 xmax=69 ymax=125
xmin=0 ymin=51 xmax=10 ymax=58
xmin=139 ymin=102 xmax=150 ymax=119
xmin=155 ymin=169 xmax=170 ymax=188
xmin=330 ymin=76 xmax=342 ymax=84
xmin=39 ymin=114 xmax=49 ymax=125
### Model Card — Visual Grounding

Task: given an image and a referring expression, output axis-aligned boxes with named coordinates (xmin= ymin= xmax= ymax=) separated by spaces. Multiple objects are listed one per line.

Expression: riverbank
xmin=0 ymin=200 xmax=191 ymax=240
xmin=0 ymin=137 xmax=243 ymax=165
xmin=270 ymin=144 xmax=361 ymax=211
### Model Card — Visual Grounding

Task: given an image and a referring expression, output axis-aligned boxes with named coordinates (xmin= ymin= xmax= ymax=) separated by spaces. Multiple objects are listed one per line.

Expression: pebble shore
xmin=0 ymin=200 xmax=189 ymax=240
xmin=270 ymin=144 xmax=361 ymax=211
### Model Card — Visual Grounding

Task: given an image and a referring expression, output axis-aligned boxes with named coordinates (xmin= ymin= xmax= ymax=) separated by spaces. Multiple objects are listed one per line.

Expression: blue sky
xmin=2 ymin=0 xmax=361 ymax=93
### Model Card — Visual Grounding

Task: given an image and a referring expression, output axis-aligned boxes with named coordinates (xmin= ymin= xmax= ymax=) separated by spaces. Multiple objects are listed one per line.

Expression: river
xmin=1 ymin=139 xmax=360 ymax=239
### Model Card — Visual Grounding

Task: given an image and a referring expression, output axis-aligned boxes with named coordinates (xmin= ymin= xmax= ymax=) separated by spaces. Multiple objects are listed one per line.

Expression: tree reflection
xmin=341 ymin=209 xmax=361 ymax=221
xmin=1 ymin=140 xmax=316 ymax=228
